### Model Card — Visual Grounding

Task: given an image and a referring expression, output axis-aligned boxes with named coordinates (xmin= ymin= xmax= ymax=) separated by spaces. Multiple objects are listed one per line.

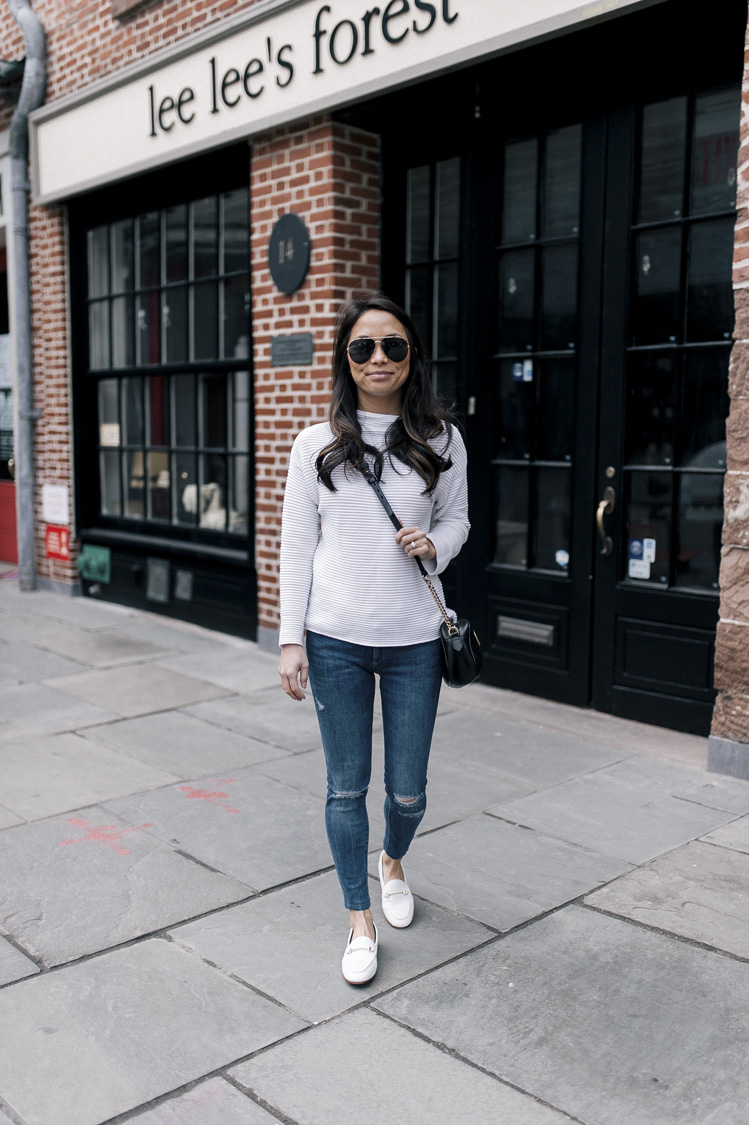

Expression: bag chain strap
xmin=357 ymin=463 xmax=459 ymax=637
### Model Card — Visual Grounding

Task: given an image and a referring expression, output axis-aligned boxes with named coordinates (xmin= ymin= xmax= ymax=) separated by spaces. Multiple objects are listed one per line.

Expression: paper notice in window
xmin=629 ymin=558 xmax=651 ymax=579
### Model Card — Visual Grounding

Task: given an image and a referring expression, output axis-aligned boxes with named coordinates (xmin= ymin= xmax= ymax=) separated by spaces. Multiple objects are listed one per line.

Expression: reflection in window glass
xmin=435 ymin=158 xmax=460 ymax=259
xmin=165 ymin=204 xmax=188 ymax=283
xmin=231 ymin=371 xmax=251 ymax=451
xmin=88 ymin=227 xmax=110 ymax=298
xmin=193 ymin=196 xmax=218 ymax=279
xmin=406 ymin=165 xmax=430 ymax=263
xmin=172 ymin=375 xmax=197 ymax=447
xmin=626 ymin=471 xmax=671 ymax=584
xmin=201 ymin=374 xmax=228 ymax=448
xmin=502 ymin=138 xmax=537 ymax=244
xmin=111 ymin=295 xmax=134 ymax=368
xmin=137 ymin=212 xmax=160 ymax=289
xmin=89 ymin=302 xmax=109 ymax=369
xmin=405 ymin=266 xmax=430 ymax=345
xmin=676 ymin=472 xmax=723 ymax=590
xmin=625 ymin=352 xmax=676 ymax=466
xmin=639 ymin=97 xmax=687 ymax=223
xmin=434 ymin=362 xmax=457 ymax=405
xmin=499 ymin=249 xmax=534 ymax=353
xmin=147 ymin=451 xmax=170 ymax=520
xmin=223 ymin=274 xmax=250 ymax=359
xmin=686 ymin=218 xmax=735 ymax=342
xmin=691 ymin=86 xmax=740 ymax=216
xmin=680 ymin=349 xmax=729 ymax=468
xmin=229 ymin=455 xmax=249 ymax=533
xmin=498 ymin=359 xmax=532 ymax=460
xmin=124 ymin=450 xmax=146 ymax=518
xmin=194 ymin=281 xmax=219 ymax=361
xmin=200 ymin=454 xmax=228 ymax=530
xmin=98 ymin=379 xmax=119 ymax=427
xmin=541 ymin=243 xmax=577 ymax=351
xmin=222 ymin=190 xmax=249 ymax=274
xmin=99 ymin=451 xmax=121 ymax=515
xmin=148 ymin=375 xmax=169 ymax=447
xmin=435 ymin=262 xmax=459 ymax=358
xmin=632 ymin=227 xmax=682 ymax=345
xmin=163 ymin=286 xmax=188 ymax=363
xmin=543 ymin=125 xmax=582 ymax=238
xmin=111 ymin=220 xmax=134 ymax=294
xmin=495 ymin=466 xmax=529 ymax=566
xmin=534 ymin=468 xmax=570 ymax=571
xmin=136 ymin=291 xmax=160 ymax=366
xmin=538 ymin=359 xmax=574 ymax=462
xmin=121 ymin=377 xmax=144 ymax=446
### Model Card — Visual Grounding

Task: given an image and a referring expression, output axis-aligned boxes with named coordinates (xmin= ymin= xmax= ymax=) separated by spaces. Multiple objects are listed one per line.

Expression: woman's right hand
xmin=279 ymin=643 xmax=309 ymax=702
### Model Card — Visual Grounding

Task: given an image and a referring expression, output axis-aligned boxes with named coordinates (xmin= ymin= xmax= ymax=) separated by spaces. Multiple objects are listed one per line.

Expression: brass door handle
xmin=596 ymin=486 xmax=615 ymax=556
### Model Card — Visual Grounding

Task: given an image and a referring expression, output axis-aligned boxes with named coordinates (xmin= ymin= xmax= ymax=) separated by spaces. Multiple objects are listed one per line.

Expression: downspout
xmin=8 ymin=0 xmax=46 ymax=591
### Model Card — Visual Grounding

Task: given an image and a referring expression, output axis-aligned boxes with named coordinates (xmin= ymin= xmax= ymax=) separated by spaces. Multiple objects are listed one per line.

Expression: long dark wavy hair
xmin=315 ymin=293 xmax=454 ymax=493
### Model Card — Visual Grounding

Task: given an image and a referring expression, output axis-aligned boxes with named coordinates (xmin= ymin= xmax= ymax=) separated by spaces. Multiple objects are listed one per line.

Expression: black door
xmin=382 ymin=0 xmax=745 ymax=734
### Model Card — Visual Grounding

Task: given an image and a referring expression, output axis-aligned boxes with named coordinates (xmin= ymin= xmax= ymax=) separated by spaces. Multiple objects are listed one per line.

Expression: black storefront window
xmin=86 ymin=188 xmax=250 ymax=536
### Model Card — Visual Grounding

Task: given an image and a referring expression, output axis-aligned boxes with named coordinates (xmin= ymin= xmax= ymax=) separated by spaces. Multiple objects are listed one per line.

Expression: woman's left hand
xmin=396 ymin=526 xmax=436 ymax=561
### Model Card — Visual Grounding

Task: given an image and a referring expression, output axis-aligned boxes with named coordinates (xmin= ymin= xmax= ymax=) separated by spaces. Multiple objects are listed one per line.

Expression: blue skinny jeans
xmin=305 ymin=630 xmax=442 ymax=911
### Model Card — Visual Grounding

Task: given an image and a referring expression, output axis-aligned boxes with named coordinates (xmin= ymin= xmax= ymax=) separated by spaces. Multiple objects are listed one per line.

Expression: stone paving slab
xmin=0 ymin=936 xmax=39 ymax=986
xmin=372 ymin=813 xmax=630 ymax=930
xmin=33 ymin=625 xmax=170 ymax=668
xmin=0 ymin=804 xmax=24 ymax=829
xmin=6 ymin=590 xmax=137 ymax=629
xmin=0 ymin=807 xmax=251 ymax=965
xmin=113 ymin=618 xmax=229 ymax=655
xmin=0 ymin=610 xmax=68 ymax=643
xmin=0 ymin=1109 xmax=15 ymax=1125
xmin=430 ymin=709 xmax=626 ymax=788
xmin=596 ymin=756 xmax=749 ymax=814
xmin=0 ymin=733 xmax=178 ymax=821
xmin=128 ymin=1078 xmax=277 ymax=1123
xmin=0 ymin=682 xmax=117 ymax=743
xmin=106 ymin=768 xmax=330 ymax=890
xmin=231 ymin=1008 xmax=572 ymax=1125
xmin=154 ymin=647 xmax=281 ymax=693
xmin=0 ymin=639 xmax=84 ymax=684
xmin=43 ymin=664 xmax=230 ymax=718
xmin=585 ymin=840 xmax=749 ymax=959
xmin=170 ymin=869 xmax=492 ymax=1024
xmin=702 ymin=814 xmax=749 ymax=854
xmin=185 ymin=688 xmax=325 ymax=752
xmin=488 ymin=773 xmax=735 ymax=864
xmin=375 ymin=905 xmax=749 ymax=1125
xmin=83 ymin=711 xmax=289 ymax=778
xmin=0 ymin=938 xmax=306 ymax=1125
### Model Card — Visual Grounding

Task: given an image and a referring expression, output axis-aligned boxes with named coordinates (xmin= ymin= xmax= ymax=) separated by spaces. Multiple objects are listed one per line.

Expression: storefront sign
xmin=30 ymin=0 xmax=657 ymax=203
xmin=42 ymin=483 xmax=70 ymax=526
xmin=271 ymin=332 xmax=315 ymax=366
xmin=45 ymin=525 xmax=71 ymax=561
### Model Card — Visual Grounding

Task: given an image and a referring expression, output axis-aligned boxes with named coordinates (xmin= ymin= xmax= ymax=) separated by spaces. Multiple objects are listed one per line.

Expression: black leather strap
xmin=356 ymin=462 xmax=429 ymax=578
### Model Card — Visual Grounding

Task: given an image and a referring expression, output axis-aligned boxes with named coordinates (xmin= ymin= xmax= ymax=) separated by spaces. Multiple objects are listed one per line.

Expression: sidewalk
xmin=1 ymin=567 xmax=748 ymax=1125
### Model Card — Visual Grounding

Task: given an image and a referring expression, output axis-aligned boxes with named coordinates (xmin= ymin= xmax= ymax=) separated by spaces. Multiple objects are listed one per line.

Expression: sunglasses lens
xmin=382 ymin=337 xmax=409 ymax=362
xmin=348 ymin=339 xmax=375 ymax=363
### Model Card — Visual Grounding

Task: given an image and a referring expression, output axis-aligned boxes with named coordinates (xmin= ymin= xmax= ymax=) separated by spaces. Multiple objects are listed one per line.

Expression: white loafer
xmin=378 ymin=850 xmax=414 ymax=929
xmin=341 ymin=924 xmax=378 ymax=985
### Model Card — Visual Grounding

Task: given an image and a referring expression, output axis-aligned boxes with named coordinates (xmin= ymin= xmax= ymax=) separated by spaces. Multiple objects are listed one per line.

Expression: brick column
xmin=709 ymin=2 xmax=749 ymax=775
xmin=250 ymin=116 xmax=381 ymax=650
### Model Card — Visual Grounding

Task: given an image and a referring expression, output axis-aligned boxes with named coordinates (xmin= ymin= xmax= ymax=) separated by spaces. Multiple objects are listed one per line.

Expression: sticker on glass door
xmin=628 ymin=537 xmax=656 ymax=578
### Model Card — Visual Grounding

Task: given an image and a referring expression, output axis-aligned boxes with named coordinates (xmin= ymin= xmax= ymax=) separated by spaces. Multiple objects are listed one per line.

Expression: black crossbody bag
xmin=357 ymin=463 xmax=482 ymax=688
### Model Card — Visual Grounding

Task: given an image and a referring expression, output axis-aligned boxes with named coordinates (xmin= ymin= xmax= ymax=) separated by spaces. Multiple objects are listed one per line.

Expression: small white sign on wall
xmin=42 ymin=483 xmax=70 ymax=526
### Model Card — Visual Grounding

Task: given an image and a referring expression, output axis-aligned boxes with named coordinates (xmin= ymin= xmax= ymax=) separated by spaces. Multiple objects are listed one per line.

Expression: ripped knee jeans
xmin=305 ymin=631 xmax=442 ymax=911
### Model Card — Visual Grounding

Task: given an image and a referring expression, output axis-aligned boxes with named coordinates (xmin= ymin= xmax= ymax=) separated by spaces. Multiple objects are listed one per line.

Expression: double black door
xmin=381 ymin=0 xmax=745 ymax=734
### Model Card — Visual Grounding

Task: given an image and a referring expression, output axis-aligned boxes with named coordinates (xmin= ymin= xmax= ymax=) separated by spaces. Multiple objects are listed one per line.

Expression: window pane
xmin=534 ymin=467 xmax=571 ymax=572
xmin=435 ymin=262 xmax=458 ymax=358
xmin=542 ymin=125 xmax=582 ymax=238
xmin=231 ymin=370 xmax=251 ymax=451
xmin=98 ymin=378 xmax=118 ymax=427
xmin=193 ymin=196 xmax=218 ymax=279
xmin=405 ymin=266 xmax=430 ymax=345
xmin=121 ymin=376 xmax=144 ymax=446
xmin=680 ymin=349 xmax=729 ymax=469
xmin=686 ymin=218 xmax=735 ymax=342
xmin=200 ymin=373 xmax=227 ymax=448
xmin=676 ymin=472 xmax=723 ymax=590
xmin=407 ymin=165 xmax=430 ymax=263
xmin=89 ymin=301 xmax=110 ymax=369
xmin=136 ymin=291 xmax=160 ymax=366
xmin=498 ymin=249 xmax=534 ymax=353
xmin=228 ymin=455 xmax=249 ymax=534
xmin=222 ymin=189 xmax=249 ymax=274
xmin=165 ymin=204 xmax=188 ymax=283
xmin=194 ymin=281 xmax=218 ymax=361
xmin=626 ymin=351 xmax=676 ymax=466
xmin=137 ymin=212 xmax=160 ymax=289
xmin=147 ymin=451 xmax=170 ymax=520
xmin=632 ymin=227 xmax=682 ymax=345
xmin=639 ymin=97 xmax=687 ymax=223
xmin=163 ymin=286 xmax=188 ymax=363
xmin=111 ymin=294 xmax=134 ymax=368
xmin=88 ymin=226 xmax=109 ymax=298
xmin=502 ymin=138 xmax=537 ymax=244
xmin=174 ymin=452 xmax=198 ymax=525
xmin=111 ymin=220 xmax=134 ymax=294
xmin=626 ymin=471 xmax=671 ymax=584
xmin=537 ymin=358 xmax=574 ymax=461
xmin=434 ymin=362 xmax=457 ymax=405
xmin=173 ymin=374 xmax=196 ymax=447
xmin=497 ymin=358 xmax=533 ymax=460
xmin=691 ymin=86 xmax=740 ymax=216
xmin=435 ymin=157 xmax=460 ymax=259
xmin=99 ymin=450 xmax=121 ymax=515
xmin=540 ymin=243 xmax=577 ymax=351
xmin=495 ymin=466 xmax=528 ymax=566
xmin=200 ymin=454 xmax=227 ymax=530
xmin=148 ymin=375 xmax=169 ymax=447
xmin=222 ymin=274 xmax=249 ymax=359
xmin=124 ymin=451 xmax=145 ymax=518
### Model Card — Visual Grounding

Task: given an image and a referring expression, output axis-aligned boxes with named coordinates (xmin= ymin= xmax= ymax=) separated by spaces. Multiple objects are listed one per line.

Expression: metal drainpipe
xmin=8 ymin=0 xmax=46 ymax=591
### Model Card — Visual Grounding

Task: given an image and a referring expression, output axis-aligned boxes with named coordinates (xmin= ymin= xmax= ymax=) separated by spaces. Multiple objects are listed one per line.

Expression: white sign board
xmin=0 ymin=336 xmax=11 ymax=390
xmin=31 ymin=0 xmax=658 ymax=202
xmin=42 ymin=483 xmax=70 ymax=526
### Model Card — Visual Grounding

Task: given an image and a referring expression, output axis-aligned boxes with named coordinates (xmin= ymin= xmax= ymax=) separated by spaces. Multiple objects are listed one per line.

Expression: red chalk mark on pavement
xmin=57 ymin=817 xmax=154 ymax=856
xmin=178 ymin=781 xmax=239 ymax=813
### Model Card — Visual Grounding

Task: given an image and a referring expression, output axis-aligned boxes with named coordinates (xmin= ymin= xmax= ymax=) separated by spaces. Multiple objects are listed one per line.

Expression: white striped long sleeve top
xmin=279 ymin=410 xmax=470 ymax=648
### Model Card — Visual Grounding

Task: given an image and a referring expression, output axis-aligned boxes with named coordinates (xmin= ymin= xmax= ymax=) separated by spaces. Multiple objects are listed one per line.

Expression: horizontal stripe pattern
xmin=279 ymin=411 xmax=470 ymax=648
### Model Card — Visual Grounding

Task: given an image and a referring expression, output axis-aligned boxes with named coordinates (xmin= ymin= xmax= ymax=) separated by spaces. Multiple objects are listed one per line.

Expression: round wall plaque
xmin=268 ymin=213 xmax=311 ymax=295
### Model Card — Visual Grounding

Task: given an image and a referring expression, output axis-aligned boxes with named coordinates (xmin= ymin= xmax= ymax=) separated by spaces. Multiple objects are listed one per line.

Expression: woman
xmin=278 ymin=293 xmax=469 ymax=984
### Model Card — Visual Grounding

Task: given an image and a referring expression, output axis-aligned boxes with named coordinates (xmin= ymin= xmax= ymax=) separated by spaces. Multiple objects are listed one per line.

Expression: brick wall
xmin=712 ymin=2 xmax=749 ymax=751
xmin=250 ymin=118 xmax=381 ymax=638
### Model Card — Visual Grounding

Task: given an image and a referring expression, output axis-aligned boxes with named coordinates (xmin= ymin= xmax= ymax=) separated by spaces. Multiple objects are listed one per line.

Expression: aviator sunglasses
xmin=347 ymin=335 xmax=411 ymax=364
